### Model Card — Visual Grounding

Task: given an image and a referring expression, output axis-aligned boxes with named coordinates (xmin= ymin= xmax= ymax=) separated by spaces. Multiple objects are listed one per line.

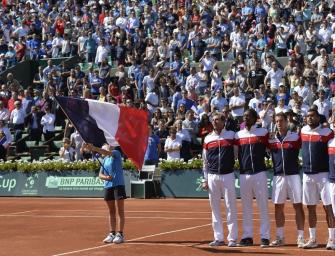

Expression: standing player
xmin=235 ymin=109 xmax=270 ymax=247
xmin=268 ymin=112 xmax=305 ymax=247
xmin=301 ymin=108 xmax=335 ymax=249
xmin=202 ymin=113 xmax=238 ymax=247
xmin=328 ymin=136 xmax=335 ymax=250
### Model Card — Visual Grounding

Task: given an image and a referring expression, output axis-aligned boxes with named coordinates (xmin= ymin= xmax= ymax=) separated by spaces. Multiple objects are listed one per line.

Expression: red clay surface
xmin=0 ymin=198 xmax=333 ymax=256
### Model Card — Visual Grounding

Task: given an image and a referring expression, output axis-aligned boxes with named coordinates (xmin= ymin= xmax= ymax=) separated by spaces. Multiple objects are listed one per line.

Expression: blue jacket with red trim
xmin=235 ymin=126 xmax=268 ymax=175
xmin=301 ymin=125 xmax=334 ymax=174
xmin=203 ymin=130 xmax=235 ymax=179
xmin=268 ymin=131 xmax=301 ymax=176
xmin=328 ymin=138 xmax=335 ymax=183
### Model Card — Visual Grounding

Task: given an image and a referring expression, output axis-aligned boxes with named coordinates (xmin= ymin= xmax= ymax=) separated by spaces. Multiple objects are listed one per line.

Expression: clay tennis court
xmin=0 ymin=197 xmax=333 ymax=256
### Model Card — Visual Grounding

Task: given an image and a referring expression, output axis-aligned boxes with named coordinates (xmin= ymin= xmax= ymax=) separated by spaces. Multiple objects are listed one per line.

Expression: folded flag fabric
xmin=55 ymin=96 xmax=149 ymax=169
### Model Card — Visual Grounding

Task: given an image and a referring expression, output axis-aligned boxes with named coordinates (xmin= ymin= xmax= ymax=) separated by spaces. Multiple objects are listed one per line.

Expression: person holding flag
xmin=85 ymin=143 xmax=126 ymax=244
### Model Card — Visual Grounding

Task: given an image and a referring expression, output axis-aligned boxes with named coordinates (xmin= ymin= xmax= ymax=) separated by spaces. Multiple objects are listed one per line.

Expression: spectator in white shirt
xmin=59 ymin=137 xmax=75 ymax=162
xmin=41 ymin=105 xmax=55 ymax=142
xmin=0 ymin=101 xmax=10 ymax=121
xmin=275 ymin=97 xmax=290 ymax=114
xmin=70 ymin=130 xmax=84 ymax=161
xmin=10 ymin=100 xmax=25 ymax=130
xmin=248 ymin=89 xmax=263 ymax=114
xmin=0 ymin=120 xmax=12 ymax=160
xmin=164 ymin=127 xmax=182 ymax=160
xmin=313 ymin=89 xmax=332 ymax=120
xmin=95 ymin=38 xmax=109 ymax=65
xmin=211 ymin=90 xmax=228 ymax=112
xmin=229 ymin=86 xmax=246 ymax=123
xmin=264 ymin=61 xmax=284 ymax=94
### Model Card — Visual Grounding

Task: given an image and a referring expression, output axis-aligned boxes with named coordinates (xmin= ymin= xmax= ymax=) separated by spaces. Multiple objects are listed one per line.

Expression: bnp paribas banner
xmin=44 ymin=174 xmax=104 ymax=196
xmin=0 ymin=171 xmax=105 ymax=197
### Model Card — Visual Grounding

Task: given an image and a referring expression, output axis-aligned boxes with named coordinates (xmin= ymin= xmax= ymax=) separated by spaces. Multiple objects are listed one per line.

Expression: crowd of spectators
xmin=0 ymin=0 xmax=335 ymax=163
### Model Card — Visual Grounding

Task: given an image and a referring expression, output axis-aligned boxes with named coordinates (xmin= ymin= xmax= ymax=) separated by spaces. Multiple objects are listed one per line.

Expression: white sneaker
xmin=326 ymin=238 xmax=335 ymax=250
xmin=270 ymin=237 xmax=285 ymax=247
xmin=297 ymin=236 xmax=304 ymax=248
xmin=303 ymin=238 xmax=318 ymax=249
xmin=228 ymin=241 xmax=237 ymax=247
xmin=113 ymin=232 xmax=124 ymax=244
xmin=103 ymin=233 xmax=115 ymax=243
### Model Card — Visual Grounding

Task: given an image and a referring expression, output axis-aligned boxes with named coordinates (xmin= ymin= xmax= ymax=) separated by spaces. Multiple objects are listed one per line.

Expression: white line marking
xmin=0 ymin=214 xmax=329 ymax=224
xmin=51 ymin=223 xmax=211 ymax=256
xmin=0 ymin=210 xmax=36 ymax=215
xmin=125 ymin=242 xmax=335 ymax=253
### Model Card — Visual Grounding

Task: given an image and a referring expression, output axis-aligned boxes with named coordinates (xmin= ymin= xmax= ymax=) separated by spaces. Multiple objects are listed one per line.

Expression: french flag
xmin=55 ymin=96 xmax=149 ymax=169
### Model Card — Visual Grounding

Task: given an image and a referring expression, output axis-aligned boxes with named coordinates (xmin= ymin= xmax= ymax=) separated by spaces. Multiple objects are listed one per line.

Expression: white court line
xmin=0 ymin=210 xmax=36 ymax=216
xmin=0 ymin=214 xmax=329 ymax=223
xmin=125 ymin=242 xmax=335 ymax=253
xmin=51 ymin=223 xmax=211 ymax=256
xmin=36 ymin=210 xmax=328 ymax=216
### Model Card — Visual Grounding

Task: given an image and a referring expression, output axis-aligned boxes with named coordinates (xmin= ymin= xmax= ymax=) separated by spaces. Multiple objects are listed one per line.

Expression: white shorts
xmin=329 ymin=182 xmax=335 ymax=216
xmin=272 ymin=174 xmax=302 ymax=204
xmin=303 ymin=173 xmax=331 ymax=206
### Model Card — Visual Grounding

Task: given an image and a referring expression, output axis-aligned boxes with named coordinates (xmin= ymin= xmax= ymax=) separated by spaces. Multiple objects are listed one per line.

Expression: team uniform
xmin=203 ymin=129 xmax=238 ymax=245
xmin=301 ymin=125 xmax=333 ymax=206
xmin=268 ymin=131 xmax=302 ymax=204
xmin=328 ymin=139 xmax=335 ymax=216
xmin=235 ymin=126 xmax=270 ymax=244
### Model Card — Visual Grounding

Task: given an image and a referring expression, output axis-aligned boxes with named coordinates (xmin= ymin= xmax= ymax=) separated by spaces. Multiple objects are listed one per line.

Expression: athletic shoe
xmin=103 ymin=233 xmax=115 ymax=243
xmin=270 ymin=237 xmax=285 ymax=247
xmin=326 ymin=238 xmax=335 ymax=250
xmin=260 ymin=238 xmax=270 ymax=248
xmin=303 ymin=238 xmax=318 ymax=249
xmin=227 ymin=241 xmax=237 ymax=247
xmin=238 ymin=238 xmax=253 ymax=246
xmin=209 ymin=240 xmax=225 ymax=247
xmin=113 ymin=233 xmax=124 ymax=244
xmin=297 ymin=236 xmax=304 ymax=248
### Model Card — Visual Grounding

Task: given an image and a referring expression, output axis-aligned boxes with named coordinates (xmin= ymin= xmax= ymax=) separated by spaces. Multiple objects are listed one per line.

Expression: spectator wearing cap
xmin=229 ymin=86 xmax=246 ymax=124
xmin=313 ymin=89 xmax=332 ymax=120
xmin=264 ymin=61 xmax=284 ymax=94
xmin=211 ymin=90 xmax=228 ymax=113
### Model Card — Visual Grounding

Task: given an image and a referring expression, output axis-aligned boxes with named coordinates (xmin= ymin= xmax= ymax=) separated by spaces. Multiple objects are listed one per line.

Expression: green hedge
xmin=0 ymin=158 xmax=279 ymax=172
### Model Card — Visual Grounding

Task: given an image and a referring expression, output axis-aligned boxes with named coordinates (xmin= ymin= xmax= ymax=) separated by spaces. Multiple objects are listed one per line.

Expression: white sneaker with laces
xmin=113 ymin=232 xmax=124 ymax=244
xmin=270 ymin=237 xmax=285 ymax=247
xmin=303 ymin=238 xmax=318 ymax=249
xmin=297 ymin=236 xmax=304 ymax=248
xmin=103 ymin=233 xmax=115 ymax=243
xmin=209 ymin=240 xmax=225 ymax=246
xmin=227 ymin=241 xmax=237 ymax=247
xmin=326 ymin=238 xmax=335 ymax=250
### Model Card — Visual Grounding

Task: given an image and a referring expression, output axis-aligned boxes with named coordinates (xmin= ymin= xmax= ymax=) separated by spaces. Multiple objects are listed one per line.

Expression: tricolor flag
xmin=55 ymin=96 xmax=149 ymax=169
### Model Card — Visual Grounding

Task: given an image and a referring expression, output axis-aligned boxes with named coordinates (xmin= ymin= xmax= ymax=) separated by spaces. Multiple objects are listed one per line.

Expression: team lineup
xmin=202 ymin=108 xmax=335 ymax=250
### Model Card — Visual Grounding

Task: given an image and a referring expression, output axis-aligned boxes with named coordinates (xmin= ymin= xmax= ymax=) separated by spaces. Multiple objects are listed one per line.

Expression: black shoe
xmin=260 ymin=238 xmax=270 ymax=248
xmin=239 ymin=238 xmax=253 ymax=246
